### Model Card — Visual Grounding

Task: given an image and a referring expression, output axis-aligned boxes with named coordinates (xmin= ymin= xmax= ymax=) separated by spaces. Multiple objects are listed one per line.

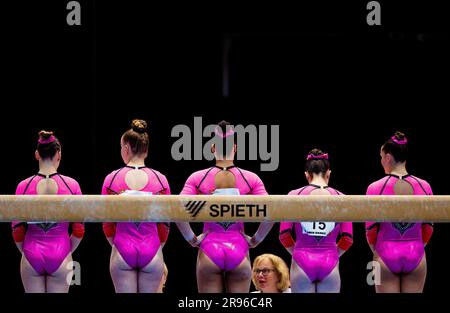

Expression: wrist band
xmin=189 ymin=236 xmax=198 ymax=246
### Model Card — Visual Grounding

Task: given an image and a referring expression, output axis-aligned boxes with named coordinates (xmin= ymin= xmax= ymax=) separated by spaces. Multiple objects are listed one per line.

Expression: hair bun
xmin=390 ymin=131 xmax=408 ymax=145
xmin=308 ymin=148 xmax=324 ymax=156
xmin=394 ymin=131 xmax=406 ymax=140
xmin=131 ymin=119 xmax=147 ymax=134
xmin=306 ymin=148 xmax=329 ymax=160
xmin=215 ymin=120 xmax=235 ymax=138
xmin=37 ymin=130 xmax=57 ymax=145
xmin=38 ymin=130 xmax=54 ymax=140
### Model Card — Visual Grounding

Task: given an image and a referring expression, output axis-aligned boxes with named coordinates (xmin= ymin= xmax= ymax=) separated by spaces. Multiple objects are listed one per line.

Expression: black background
xmin=1 ymin=0 xmax=449 ymax=310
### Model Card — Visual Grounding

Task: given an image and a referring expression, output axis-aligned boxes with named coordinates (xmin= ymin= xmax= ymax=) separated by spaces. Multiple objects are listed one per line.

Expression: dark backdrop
xmin=1 ymin=0 xmax=449 ymax=303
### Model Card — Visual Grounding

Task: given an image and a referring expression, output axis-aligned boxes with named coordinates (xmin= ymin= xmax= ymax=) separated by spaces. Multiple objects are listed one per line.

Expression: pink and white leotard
xmin=181 ymin=165 xmax=267 ymax=271
xmin=12 ymin=173 xmax=84 ymax=275
xmin=280 ymin=185 xmax=353 ymax=282
xmin=101 ymin=165 xmax=171 ymax=269
xmin=365 ymin=174 xmax=433 ymax=274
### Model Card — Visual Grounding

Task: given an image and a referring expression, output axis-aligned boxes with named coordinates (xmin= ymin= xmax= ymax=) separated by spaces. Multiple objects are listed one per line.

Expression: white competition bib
xmin=213 ymin=188 xmax=240 ymax=195
xmin=301 ymin=222 xmax=336 ymax=237
xmin=120 ymin=190 xmax=153 ymax=196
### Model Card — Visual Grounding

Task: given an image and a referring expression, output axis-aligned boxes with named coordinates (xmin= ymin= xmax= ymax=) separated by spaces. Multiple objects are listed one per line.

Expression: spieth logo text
xmin=185 ymin=202 xmax=267 ymax=218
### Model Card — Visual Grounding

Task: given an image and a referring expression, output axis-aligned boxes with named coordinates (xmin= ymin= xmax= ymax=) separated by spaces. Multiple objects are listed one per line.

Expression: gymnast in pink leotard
xmin=279 ymin=149 xmax=353 ymax=293
xmin=365 ymin=131 xmax=433 ymax=293
xmin=176 ymin=121 xmax=274 ymax=293
xmin=12 ymin=130 xmax=85 ymax=293
xmin=102 ymin=119 xmax=171 ymax=293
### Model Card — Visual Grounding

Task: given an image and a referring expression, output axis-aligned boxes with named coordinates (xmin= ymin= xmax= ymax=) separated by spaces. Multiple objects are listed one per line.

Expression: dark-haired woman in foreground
xmin=280 ymin=149 xmax=353 ymax=293
xmin=365 ymin=131 xmax=433 ymax=293
xmin=12 ymin=131 xmax=84 ymax=292
xmin=102 ymin=119 xmax=171 ymax=293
